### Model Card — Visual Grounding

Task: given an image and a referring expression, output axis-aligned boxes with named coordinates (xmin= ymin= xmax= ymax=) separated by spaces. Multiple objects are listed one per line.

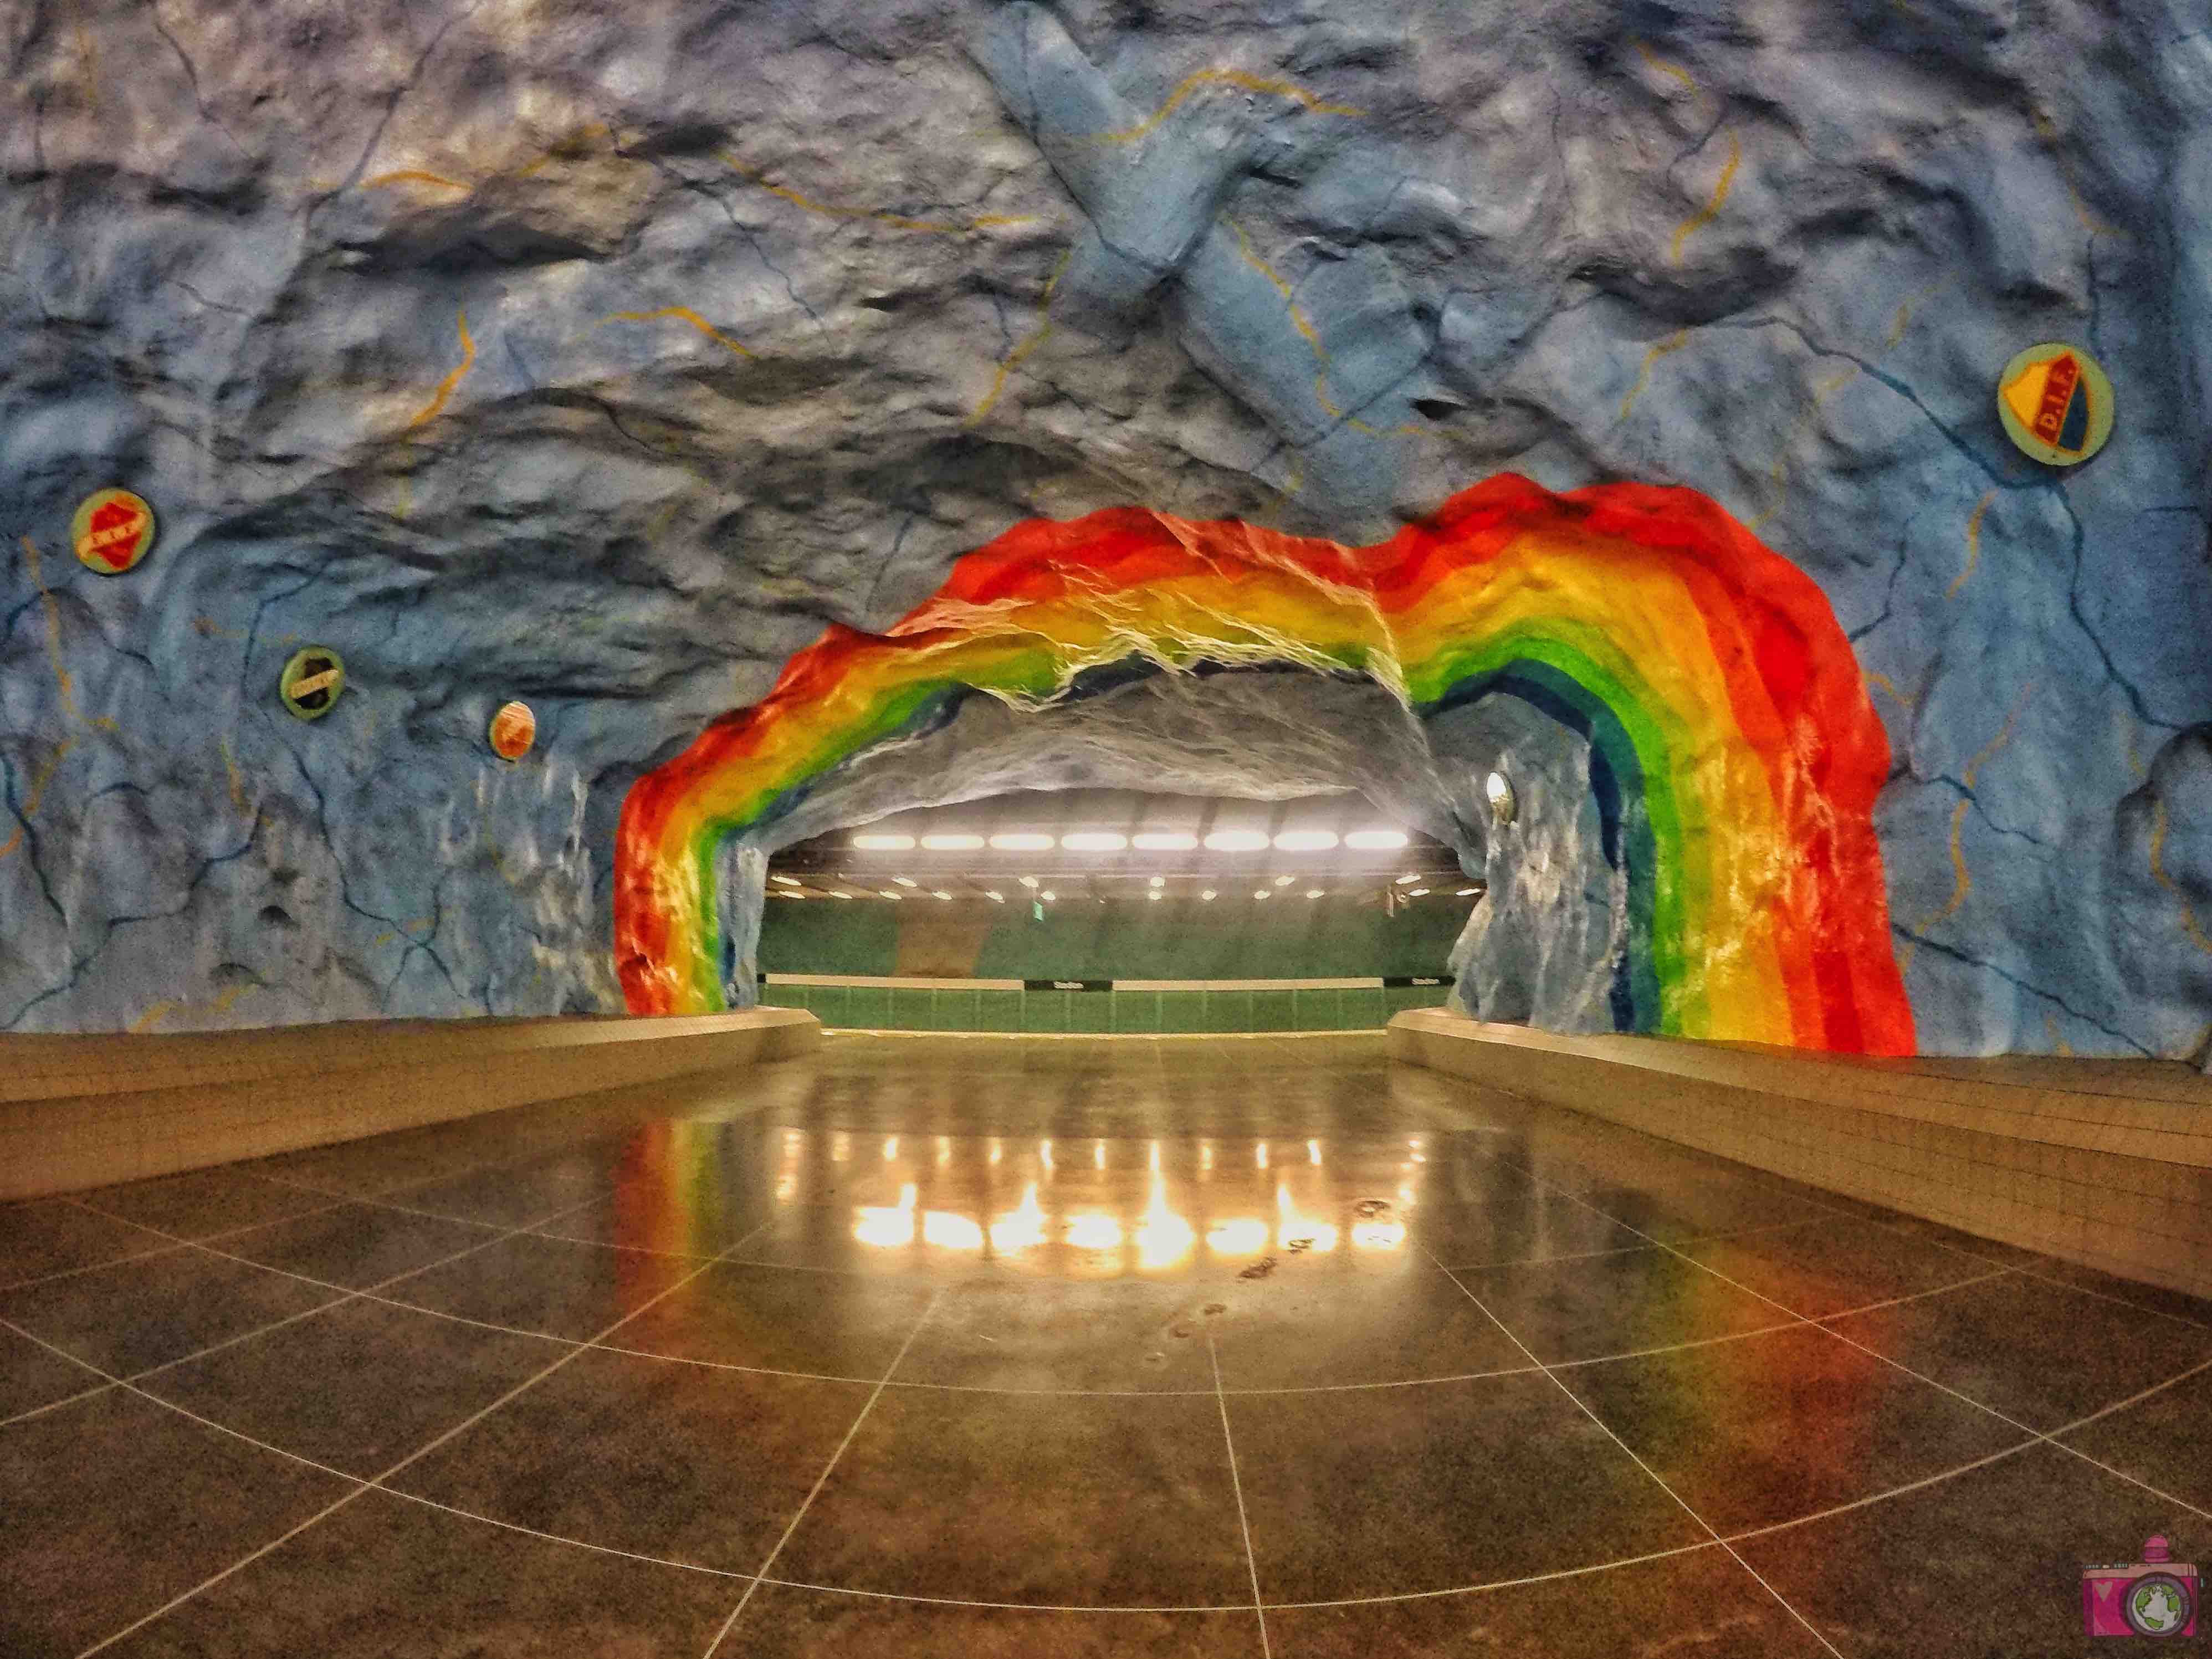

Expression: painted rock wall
xmin=2 ymin=0 xmax=2208 ymax=1059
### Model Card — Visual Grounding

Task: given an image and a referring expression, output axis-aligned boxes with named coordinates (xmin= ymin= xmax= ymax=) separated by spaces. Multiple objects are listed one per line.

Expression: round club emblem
xmin=70 ymin=489 xmax=157 ymax=575
xmin=279 ymin=647 xmax=346 ymax=721
xmin=1998 ymin=342 xmax=2113 ymax=466
xmin=489 ymin=700 xmax=536 ymax=760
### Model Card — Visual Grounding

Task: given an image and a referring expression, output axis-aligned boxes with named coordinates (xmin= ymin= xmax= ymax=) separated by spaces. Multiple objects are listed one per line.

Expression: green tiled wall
xmin=757 ymin=982 xmax=1451 ymax=1032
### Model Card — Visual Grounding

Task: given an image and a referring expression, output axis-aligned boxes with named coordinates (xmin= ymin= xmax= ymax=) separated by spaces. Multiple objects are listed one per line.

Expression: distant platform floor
xmin=3 ymin=1032 xmax=2207 ymax=1657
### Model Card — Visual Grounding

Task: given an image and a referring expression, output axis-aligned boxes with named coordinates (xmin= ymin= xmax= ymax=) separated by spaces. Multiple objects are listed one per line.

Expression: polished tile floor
xmin=4 ymin=1032 xmax=2209 ymax=1657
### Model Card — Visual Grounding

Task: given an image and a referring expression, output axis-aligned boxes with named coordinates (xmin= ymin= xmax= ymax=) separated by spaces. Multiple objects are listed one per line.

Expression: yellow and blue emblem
xmin=1998 ymin=342 xmax=2112 ymax=465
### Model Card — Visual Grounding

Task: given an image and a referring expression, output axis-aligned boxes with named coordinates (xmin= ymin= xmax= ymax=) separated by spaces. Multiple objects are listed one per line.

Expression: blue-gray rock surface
xmin=2 ymin=0 xmax=2208 ymax=1061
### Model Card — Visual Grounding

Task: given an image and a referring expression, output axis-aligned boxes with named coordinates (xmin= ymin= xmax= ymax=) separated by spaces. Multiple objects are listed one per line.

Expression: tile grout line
xmin=4 ymin=1188 xmax=621 ymax=1428
xmin=25 ymin=1251 xmax=2206 ymax=1631
xmin=0 ymin=1242 xmax=187 ymax=1297
xmin=1463 ymin=1151 xmax=2212 ymax=1525
xmin=66 ymin=1209 xmax=786 ymax=1658
xmin=1420 ymin=1244 xmax=1849 ymax=1659
xmin=5 ymin=1191 xmax=611 ymax=1431
xmin=700 ymin=1287 xmax=947 ymax=1658
xmin=1 ymin=1199 xmax=2037 ymax=1428
xmin=1489 ymin=1128 xmax=2212 ymax=1336
xmin=1262 ymin=1344 xmax=2212 ymax=1612
xmin=1207 ymin=1335 xmax=1273 ymax=1659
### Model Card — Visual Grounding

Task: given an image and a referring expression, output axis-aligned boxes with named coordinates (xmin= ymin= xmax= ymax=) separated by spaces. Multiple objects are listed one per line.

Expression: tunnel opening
xmin=752 ymin=786 xmax=1484 ymax=1030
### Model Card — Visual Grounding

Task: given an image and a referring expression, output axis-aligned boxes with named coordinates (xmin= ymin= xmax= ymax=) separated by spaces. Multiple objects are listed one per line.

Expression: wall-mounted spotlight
xmin=985 ymin=890 xmax=1005 ymax=903
xmin=1147 ymin=890 xmax=1162 ymax=902
xmin=1254 ymin=888 xmax=1272 ymax=900
xmin=892 ymin=876 xmax=918 ymax=888
xmin=1019 ymin=876 xmax=1040 ymax=889
xmin=932 ymin=890 xmax=953 ymax=901
xmin=1304 ymin=888 xmax=1324 ymax=899
xmin=1148 ymin=875 xmax=1165 ymax=888
xmin=880 ymin=889 xmax=903 ymax=900
xmin=771 ymin=875 xmax=801 ymax=886
xmin=1040 ymin=890 xmax=1057 ymax=902
xmin=1485 ymin=770 xmax=1517 ymax=826
xmin=1395 ymin=873 xmax=1421 ymax=885
xmin=1409 ymin=888 xmax=1431 ymax=897
xmin=1273 ymin=874 xmax=1293 ymax=887
xmin=1200 ymin=889 xmax=1217 ymax=901
xmin=1457 ymin=887 xmax=1481 ymax=897
xmin=832 ymin=891 xmax=854 ymax=900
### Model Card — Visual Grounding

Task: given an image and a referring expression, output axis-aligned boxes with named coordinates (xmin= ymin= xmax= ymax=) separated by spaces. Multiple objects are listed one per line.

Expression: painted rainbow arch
xmin=615 ymin=474 xmax=1914 ymax=1053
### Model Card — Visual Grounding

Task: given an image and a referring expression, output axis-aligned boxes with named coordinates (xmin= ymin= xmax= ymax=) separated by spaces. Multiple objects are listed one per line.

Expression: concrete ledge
xmin=1388 ymin=1010 xmax=2212 ymax=1301
xmin=0 ymin=1010 xmax=821 ymax=1200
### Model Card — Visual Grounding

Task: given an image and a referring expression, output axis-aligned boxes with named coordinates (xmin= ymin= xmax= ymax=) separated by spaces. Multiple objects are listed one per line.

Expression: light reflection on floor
xmin=796 ymin=1131 xmax=1421 ymax=1274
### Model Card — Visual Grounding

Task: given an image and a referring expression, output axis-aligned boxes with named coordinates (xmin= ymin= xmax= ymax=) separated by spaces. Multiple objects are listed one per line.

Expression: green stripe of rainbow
xmin=615 ymin=474 xmax=1914 ymax=1053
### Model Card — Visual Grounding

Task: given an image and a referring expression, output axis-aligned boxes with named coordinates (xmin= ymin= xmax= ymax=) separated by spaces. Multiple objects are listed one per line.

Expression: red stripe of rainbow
xmin=613 ymin=474 xmax=1913 ymax=1053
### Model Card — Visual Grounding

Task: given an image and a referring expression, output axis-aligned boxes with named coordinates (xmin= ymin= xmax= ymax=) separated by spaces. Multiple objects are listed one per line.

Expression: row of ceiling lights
xmin=771 ymin=874 xmax=1481 ymax=901
xmin=848 ymin=828 xmax=1411 ymax=853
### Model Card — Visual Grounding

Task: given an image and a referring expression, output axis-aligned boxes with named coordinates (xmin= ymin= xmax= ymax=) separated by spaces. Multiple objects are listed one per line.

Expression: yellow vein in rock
xmin=598 ymin=305 xmax=754 ymax=360
xmin=2150 ymin=801 xmax=2212 ymax=958
xmin=1948 ymin=489 xmax=1995 ymax=600
xmin=967 ymin=245 xmax=1074 ymax=424
xmin=1074 ymin=67 xmax=1361 ymax=147
xmin=1668 ymin=132 xmax=1741 ymax=264
xmin=404 ymin=309 xmax=476 ymax=430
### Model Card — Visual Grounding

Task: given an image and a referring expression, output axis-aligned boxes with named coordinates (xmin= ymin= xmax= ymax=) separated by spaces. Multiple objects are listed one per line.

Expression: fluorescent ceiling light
xmin=1203 ymin=829 xmax=1269 ymax=852
xmin=770 ymin=875 xmax=801 ymax=886
xmin=893 ymin=876 xmax=918 ymax=888
xmin=1395 ymin=873 xmax=1421 ymax=885
xmin=989 ymin=832 xmax=1055 ymax=851
xmin=1345 ymin=829 xmax=1408 ymax=850
xmin=1272 ymin=830 xmax=1339 ymax=852
xmin=1132 ymin=831 xmax=1197 ymax=851
xmin=852 ymin=832 xmax=915 ymax=851
xmin=920 ymin=833 xmax=984 ymax=851
xmin=1060 ymin=831 xmax=1128 ymax=852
